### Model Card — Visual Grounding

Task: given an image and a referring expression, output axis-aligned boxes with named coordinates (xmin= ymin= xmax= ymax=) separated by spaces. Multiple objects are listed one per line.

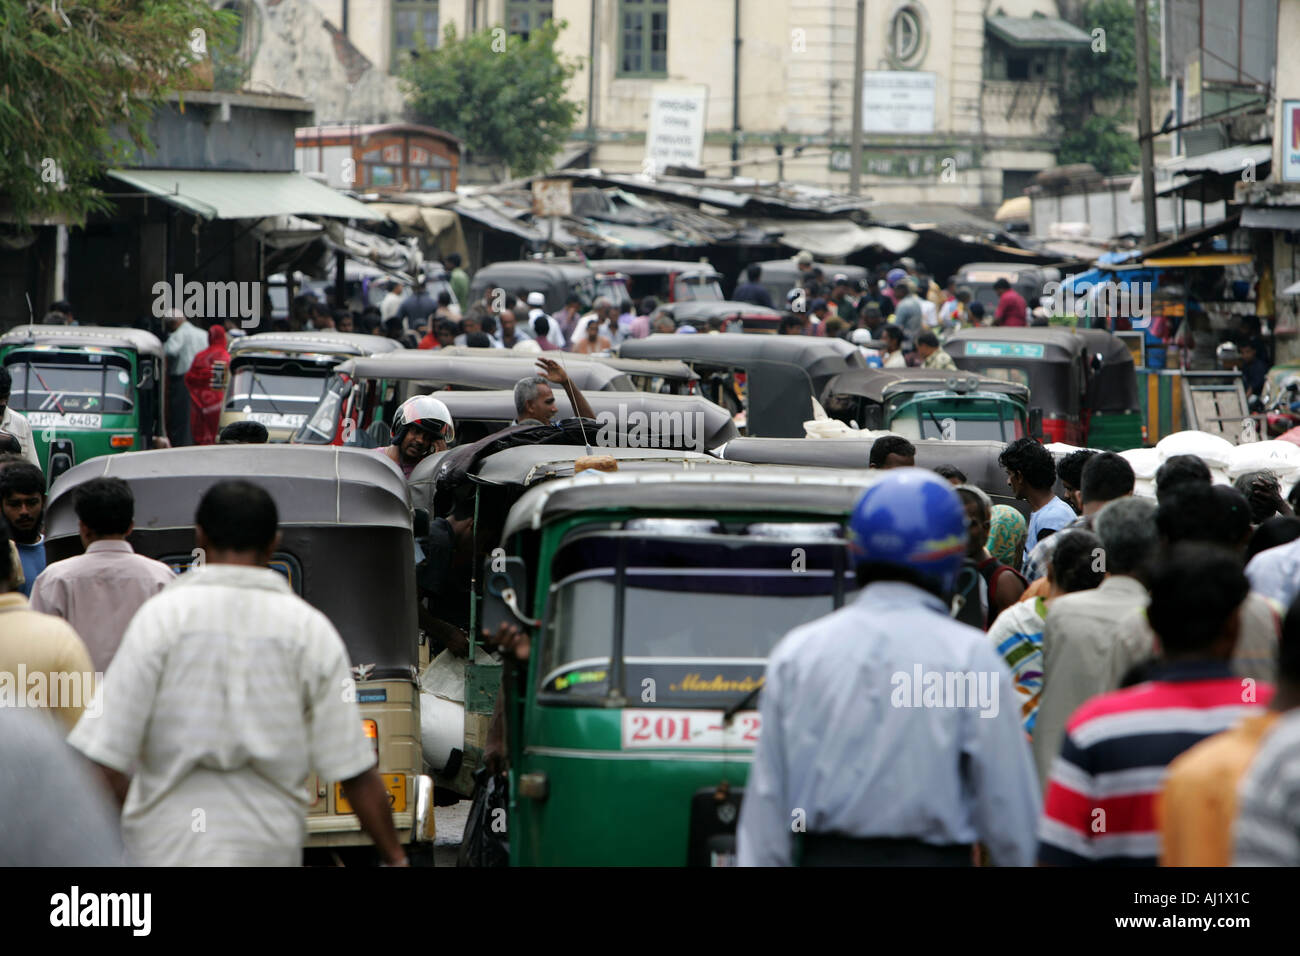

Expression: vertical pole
xmin=732 ymin=0 xmax=742 ymax=165
xmin=1135 ymin=0 xmax=1158 ymax=244
xmin=850 ymin=0 xmax=866 ymax=196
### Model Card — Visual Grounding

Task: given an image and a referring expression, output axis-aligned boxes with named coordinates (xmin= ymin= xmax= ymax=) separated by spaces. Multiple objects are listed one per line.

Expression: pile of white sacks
xmin=1049 ymin=433 xmax=1300 ymax=499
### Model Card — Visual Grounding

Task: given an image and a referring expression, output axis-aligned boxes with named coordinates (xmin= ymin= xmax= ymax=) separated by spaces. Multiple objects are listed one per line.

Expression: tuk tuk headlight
xmin=361 ymin=719 xmax=379 ymax=760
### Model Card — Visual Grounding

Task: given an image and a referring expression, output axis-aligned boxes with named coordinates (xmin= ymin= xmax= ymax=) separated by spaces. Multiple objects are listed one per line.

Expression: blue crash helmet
xmin=847 ymin=468 xmax=968 ymax=593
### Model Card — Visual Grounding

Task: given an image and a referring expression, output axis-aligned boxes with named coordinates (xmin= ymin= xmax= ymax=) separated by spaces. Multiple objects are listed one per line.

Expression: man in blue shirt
xmin=736 ymin=469 xmax=1040 ymax=866
xmin=0 ymin=462 xmax=46 ymax=596
xmin=999 ymin=437 xmax=1074 ymax=571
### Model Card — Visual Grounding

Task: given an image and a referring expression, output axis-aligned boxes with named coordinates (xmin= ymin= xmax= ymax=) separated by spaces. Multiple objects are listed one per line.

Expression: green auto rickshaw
xmin=465 ymin=460 xmax=872 ymax=865
xmin=0 ymin=325 xmax=167 ymax=485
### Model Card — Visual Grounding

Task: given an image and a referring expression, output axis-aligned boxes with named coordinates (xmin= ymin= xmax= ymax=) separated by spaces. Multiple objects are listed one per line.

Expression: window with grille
xmin=618 ymin=0 xmax=668 ymax=77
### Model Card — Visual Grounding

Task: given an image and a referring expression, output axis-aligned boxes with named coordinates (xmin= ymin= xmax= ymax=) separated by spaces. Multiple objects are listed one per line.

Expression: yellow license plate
xmin=335 ymin=774 xmax=406 ymax=814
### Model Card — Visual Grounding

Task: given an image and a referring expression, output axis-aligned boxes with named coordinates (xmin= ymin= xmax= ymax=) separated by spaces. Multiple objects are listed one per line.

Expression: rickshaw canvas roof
xmin=944 ymin=327 xmax=1088 ymax=363
xmin=431 ymin=390 xmax=739 ymax=447
xmin=229 ymin=331 xmax=404 ymax=358
xmin=434 ymin=347 xmax=697 ymax=382
xmin=333 ymin=352 xmax=631 ymax=391
xmin=472 ymin=444 xmax=739 ymax=486
xmin=0 ymin=324 xmax=164 ymax=358
xmin=619 ymin=333 xmax=863 ymax=380
xmin=588 ymin=259 xmax=720 ymax=279
xmin=824 ymin=367 xmax=1030 ymax=403
xmin=665 ymin=301 xmax=785 ymax=321
xmin=44 ymin=446 xmax=411 ymax=537
xmin=501 ymin=465 xmax=874 ymax=541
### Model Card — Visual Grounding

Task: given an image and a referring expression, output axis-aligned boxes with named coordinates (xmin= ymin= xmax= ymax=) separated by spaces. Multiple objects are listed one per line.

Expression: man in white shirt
xmin=162 ymin=312 xmax=209 ymax=446
xmin=30 ymin=476 xmax=175 ymax=672
xmin=0 ymin=366 xmax=39 ymax=468
xmin=68 ymin=480 xmax=407 ymax=866
xmin=380 ymin=281 xmax=404 ymax=321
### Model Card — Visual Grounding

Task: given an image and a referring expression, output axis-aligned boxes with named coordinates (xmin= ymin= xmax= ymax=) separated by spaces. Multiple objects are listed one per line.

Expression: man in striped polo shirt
xmin=1037 ymin=545 xmax=1272 ymax=866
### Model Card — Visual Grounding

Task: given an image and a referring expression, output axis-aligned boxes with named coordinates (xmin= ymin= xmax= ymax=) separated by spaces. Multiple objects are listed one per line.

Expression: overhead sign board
xmin=646 ymin=85 xmax=708 ymax=171
xmin=862 ymin=71 xmax=936 ymax=134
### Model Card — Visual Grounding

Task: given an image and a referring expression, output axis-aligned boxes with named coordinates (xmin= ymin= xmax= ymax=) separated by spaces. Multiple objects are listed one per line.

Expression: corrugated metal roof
xmin=107 ymin=169 xmax=383 ymax=221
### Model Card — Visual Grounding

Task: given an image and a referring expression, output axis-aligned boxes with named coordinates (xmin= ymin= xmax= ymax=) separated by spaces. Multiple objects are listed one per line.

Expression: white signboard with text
xmin=646 ymin=85 xmax=708 ymax=172
xmin=863 ymin=71 xmax=936 ymax=134
xmin=1283 ymin=101 xmax=1300 ymax=183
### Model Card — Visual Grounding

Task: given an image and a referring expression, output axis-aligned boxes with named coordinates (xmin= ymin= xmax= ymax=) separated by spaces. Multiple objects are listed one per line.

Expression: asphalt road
xmin=433 ymin=799 xmax=470 ymax=866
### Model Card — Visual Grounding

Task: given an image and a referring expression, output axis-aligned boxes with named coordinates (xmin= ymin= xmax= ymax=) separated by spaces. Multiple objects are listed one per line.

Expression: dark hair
xmin=480 ymin=315 xmax=498 ymax=336
xmin=437 ymin=291 xmax=452 ymax=307
xmin=383 ymin=316 xmax=404 ymax=336
xmin=218 ymin=420 xmax=270 ymax=444
xmin=445 ymin=253 xmax=462 ymax=269
xmin=0 ymin=365 xmax=10 ymax=396
xmin=993 ymin=278 xmax=1010 ymax=291
xmin=1155 ymin=454 xmax=1211 ymax=501
xmin=330 ymin=309 xmax=348 ymax=324
xmin=933 ymin=464 xmax=967 ymax=483
xmin=1233 ymin=470 xmax=1284 ymax=524
xmin=639 ymin=296 xmax=658 ymax=316
xmin=533 ymin=315 xmax=550 ymax=336
xmin=466 ymin=332 xmax=492 ymax=348
xmin=779 ymin=315 xmax=804 ymax=334
xmin=969 ymin=302 xmax=985 ymax=320
xmin=881 ymin=325 xmax=903 ymax=344
xmin=0 ymin=514 xmax=9 ymax=584
xmin=565 ymin=294 xmax=582 ymax=306
xmin=73 ymin=477 xmax=134 ymax=535
xmin=869 ymin=435 xmax=915 ymax=468
xmin=999 ymin=437 xmax=1056 ymax=491
xmin=1157 ymin=482 xmax=1249 ymax=551
xmin=1080 ymin=452 xmax=1134 ymax=504
xmin=1147 ymin=544 xmax=1249 ymax=655
xmin=916 ymin=331 xmax=939 ymax=349
xmin=0 ymin=462 xmax=44 ymax=498
xmin=1245 ymin=516 xmax=1300 ymax=565
xmin=195 ymin=480 xmax=278 ymax=552
xmin=1057 ymin=449 xmax=1097 ymax=491
xmin=1050 ymin=529 xmax=1106 ymax=593
xmin=746 ymin=263 xmax=761 ymax=281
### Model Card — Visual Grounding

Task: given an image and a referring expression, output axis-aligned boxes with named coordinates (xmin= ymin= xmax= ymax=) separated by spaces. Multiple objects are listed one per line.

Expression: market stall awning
xmin=1129 ymin=144 xmax=1272 ymax=201
xmin=986 ymin=16 xmax=1092 ymax=48
xmin=1241 ymin=206 xmax=1300 ymax=231
xmin=106 ymin=169 xmax=383 ymax=221
xmin=754 ymin=219 xmax=917 ymax=258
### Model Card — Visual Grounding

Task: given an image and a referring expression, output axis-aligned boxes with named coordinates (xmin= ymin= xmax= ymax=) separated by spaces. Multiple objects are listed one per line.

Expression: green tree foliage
xmin=1056 ymin=0 xmax=1161 ymax=175
xmin=400 ymin=20 xmax=582 ymax=178
xmin=0 ymin=0 xmax=234 ymax=228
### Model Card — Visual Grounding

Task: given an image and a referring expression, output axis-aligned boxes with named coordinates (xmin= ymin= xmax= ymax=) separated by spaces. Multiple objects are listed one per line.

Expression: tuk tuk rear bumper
xmin=304 ymin=774 xmax=435 ymax=847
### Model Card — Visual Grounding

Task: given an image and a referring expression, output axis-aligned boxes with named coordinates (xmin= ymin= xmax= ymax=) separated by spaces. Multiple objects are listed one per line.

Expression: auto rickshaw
xmin=587 ymin=259 xmax=724 ymax=303
xmin=820 ymin=368 xmax=1035 ymax=441
xmin=618 ymin=334 xmax=865 ymax=438
xmin=474 ymin=463 xmax=873 ymax=865
xmin=944 ymin=326 xmax=1143 ymax=449
xmin=0 ymin=325 xmax=167 ymax=485
xmin=952 ymin=262 xmax=1056 ymax=314
xmin=220 ymin=332 xmax=404 ymax=441
xmin=468 ymin=259 xmax=597 ymax=315
xmin=423 ymin=390 xmax=739 ymax=450
xmin=714 ymin=436 xmax=1029 ymax=517
xmin=42 ymin=445 xmax=434 ymax=863
xmin=292 ymin=351 xmax=634 ymax=446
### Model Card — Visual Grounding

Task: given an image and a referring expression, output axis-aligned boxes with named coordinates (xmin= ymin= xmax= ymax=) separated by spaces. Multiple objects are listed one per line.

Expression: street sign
xmin=531 ymin=178 xmax=572 ymax=217
xmin=646 ymin=84 xmax=708 ymax=172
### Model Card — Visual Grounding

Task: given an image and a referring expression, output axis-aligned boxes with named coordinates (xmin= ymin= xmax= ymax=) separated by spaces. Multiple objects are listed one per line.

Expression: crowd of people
xmin=749 ymin=432 xmax=1300 ymax=865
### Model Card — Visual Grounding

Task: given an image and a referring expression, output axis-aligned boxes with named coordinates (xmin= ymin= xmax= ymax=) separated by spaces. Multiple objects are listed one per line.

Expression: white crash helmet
xmin=391 ymin=394 xmax=455 ymax=444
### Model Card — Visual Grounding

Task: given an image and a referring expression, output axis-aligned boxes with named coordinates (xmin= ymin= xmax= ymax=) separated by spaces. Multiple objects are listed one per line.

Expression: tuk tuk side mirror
xmin=1028 ymin=407 xmax=1044 ymax=440
xmin=138 ymin=361 xmax=155 ymax=388
xmin=412 ymin=508 xmax=431 ymax=539
xmin=481 ymin=555 xmax=536 ymax=633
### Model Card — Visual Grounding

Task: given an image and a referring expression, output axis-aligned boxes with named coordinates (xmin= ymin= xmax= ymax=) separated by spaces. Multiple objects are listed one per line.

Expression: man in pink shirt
xmin=993 ymin=278 xmax=1027 ymax=327
xmin=30 ymin=477 xmax=175 ymax=672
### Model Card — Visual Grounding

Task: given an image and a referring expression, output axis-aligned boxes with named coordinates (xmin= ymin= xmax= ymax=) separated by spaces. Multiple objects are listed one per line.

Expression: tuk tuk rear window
xmin=889 ymin=397 xmax=1024 ymax=442
xmin=675 ymin=275 xmax=724 ymax=302
xmin=4 ymin=350 xmax=134 ymax=414
xmin=538 ymin=533 xmax=853 ymax=706
xmin=224 ymin=362 xmax=334 ymax=412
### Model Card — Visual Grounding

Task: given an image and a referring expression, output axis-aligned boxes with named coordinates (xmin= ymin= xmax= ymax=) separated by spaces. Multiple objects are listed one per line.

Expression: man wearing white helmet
xmin=379 ymin=395 xmax=455 ymax=479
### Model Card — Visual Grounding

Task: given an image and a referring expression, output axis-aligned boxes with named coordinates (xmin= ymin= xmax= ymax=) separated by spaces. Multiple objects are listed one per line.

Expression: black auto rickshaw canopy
xmin=43 ymin=445 xmax=418 ymax=679
xmin=943 ymin=327 xmax=1089 ymax=419
xmin=434 ymin=346 xmax=698 ymax=391
xmin=428 ymin=389 xmax=739 ymax=450
xmin=331 ymin=351 xmax=635 ymax=393
xmin=821 ymin=367 xmax=1031 ymax=405
xmin=618 ymin=333 xmax=864 ymax=438
xmin=713 ymin=436 xmax=1026 ymax=516
xmin=1074 ymin=327 xmax=1141 ymax=414
xmin=467 ymin=260 xmax=597 ymax=314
